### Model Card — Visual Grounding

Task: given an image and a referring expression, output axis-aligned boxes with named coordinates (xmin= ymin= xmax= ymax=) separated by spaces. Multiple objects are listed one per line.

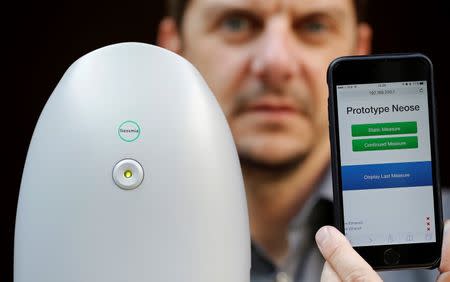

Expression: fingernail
xmin=316 ymin=226 xmax=330 ymax=247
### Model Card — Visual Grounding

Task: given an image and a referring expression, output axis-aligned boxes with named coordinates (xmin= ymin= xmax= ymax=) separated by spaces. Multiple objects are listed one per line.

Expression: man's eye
xmin=294 ymin=17 xmax=333 ymax=45
xmin=303 ymin=21 xmax=327 ymax=33
xmin=222 ymin=16 xmax=251 ymax=32
xmin=217 ymin=13 xmax=260 ymax=43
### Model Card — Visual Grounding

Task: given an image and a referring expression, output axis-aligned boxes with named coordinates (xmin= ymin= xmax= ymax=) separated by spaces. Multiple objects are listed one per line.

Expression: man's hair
xmin=166 ymin=0 xmax=369 ymax=27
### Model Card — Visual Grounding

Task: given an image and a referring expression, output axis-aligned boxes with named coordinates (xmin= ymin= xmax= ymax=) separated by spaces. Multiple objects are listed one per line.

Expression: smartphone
xmin=327 ymin=53 xmax=443 ymax=270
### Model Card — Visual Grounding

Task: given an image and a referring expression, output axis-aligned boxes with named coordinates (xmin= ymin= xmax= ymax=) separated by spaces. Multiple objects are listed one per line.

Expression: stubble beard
xmin=238 ymin=150 xmax=308 ymax=175
xmin=231 ymin=80 xmax=315 ymax=175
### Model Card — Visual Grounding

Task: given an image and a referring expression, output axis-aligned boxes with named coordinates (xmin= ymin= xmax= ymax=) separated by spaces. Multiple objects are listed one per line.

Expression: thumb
xmin=320 ymin=261 xmax=341 ymax=282
xmin=315 ymin=226 xmax=382 ymax=282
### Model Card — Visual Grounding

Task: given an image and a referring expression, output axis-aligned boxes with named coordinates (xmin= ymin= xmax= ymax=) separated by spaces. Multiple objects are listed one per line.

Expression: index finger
xmin=316 ymin=226 xmax=382 ymax=282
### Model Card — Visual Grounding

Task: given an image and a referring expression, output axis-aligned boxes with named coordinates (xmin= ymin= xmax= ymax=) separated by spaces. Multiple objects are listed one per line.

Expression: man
xmin=157 ymin=0 xmax=449 ymax=281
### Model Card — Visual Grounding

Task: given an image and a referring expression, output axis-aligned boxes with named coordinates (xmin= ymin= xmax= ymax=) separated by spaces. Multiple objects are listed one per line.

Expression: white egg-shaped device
xmin=15 ymin=43 xmax=250 ymax=281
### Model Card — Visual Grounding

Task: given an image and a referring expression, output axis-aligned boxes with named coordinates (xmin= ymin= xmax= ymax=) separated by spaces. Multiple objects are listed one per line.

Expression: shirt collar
xmin=250 ymin=165 xmax=334 ymax=280
xmin=288 ymin=166 xmax=333 ymax=229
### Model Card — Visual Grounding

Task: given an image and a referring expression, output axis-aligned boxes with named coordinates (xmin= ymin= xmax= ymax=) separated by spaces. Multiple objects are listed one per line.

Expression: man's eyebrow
xmin=291 ymin=6 xmax=348 ymax=21
xmin=202 ymin=2 xmax=264 ymax=19
xmin=200 ymin=2 xmax=350 ymax=22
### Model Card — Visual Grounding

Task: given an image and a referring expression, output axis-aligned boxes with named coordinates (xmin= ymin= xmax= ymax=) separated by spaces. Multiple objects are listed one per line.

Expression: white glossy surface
xmin=15 ymin=43 xmax=250 ymax=282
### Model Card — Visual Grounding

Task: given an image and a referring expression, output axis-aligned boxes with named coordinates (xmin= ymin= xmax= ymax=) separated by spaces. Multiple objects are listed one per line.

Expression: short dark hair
xmin=166 ymin=0 xmax=368 ymax=27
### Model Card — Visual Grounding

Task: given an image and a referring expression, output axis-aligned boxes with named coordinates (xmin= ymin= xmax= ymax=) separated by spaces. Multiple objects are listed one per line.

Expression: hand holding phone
xmin=327 ymin=54 xmax=443 ymax=270
xmin=314 ymin=221 xmax=450 ymax=280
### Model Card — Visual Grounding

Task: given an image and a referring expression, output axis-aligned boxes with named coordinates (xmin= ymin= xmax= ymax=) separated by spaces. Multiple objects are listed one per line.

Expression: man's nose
xmin=250 ymin=22 xmax=299 ymax=88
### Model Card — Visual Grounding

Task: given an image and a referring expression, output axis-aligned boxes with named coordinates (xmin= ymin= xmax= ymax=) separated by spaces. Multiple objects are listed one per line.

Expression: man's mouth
xmin=243 ymin=97 xmax=300 ymax=117
xmin=247 ymin=104 xmax=297 ymax=113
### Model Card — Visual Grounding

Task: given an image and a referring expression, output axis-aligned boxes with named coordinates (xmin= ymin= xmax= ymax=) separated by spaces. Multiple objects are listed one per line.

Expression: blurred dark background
xmin=5 ymin=1 xmax=449 ymax=281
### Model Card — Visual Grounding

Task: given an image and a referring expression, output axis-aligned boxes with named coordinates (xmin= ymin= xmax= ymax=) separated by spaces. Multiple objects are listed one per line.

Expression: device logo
xmin=118 ymin=120 xmax=141 ymax=142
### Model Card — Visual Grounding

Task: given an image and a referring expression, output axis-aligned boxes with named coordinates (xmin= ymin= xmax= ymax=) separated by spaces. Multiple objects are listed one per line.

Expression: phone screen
xmin=336 ymin=80 xmax=436 ymax=247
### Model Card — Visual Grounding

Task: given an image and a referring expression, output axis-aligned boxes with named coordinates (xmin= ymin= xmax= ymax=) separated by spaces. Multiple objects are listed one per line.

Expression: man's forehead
xmin=190 ymin=0 xmax=352 ymax=15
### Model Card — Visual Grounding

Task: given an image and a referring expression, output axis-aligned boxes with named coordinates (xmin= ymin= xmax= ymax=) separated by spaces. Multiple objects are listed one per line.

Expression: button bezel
xmin=112 ymin=159 xmax=144 ymax=190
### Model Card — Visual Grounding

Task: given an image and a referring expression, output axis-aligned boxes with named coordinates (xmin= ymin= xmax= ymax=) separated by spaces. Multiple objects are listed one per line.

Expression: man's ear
xmin=355 ymin=23 xmax=372 ymax=55
xmin=157 ymin=17 xmax=182 ymax=54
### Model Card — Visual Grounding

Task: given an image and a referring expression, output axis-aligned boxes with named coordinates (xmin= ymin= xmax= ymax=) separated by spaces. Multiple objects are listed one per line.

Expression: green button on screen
xmin=352 ymin=122 xmax=417 ymax=137
xmin=352 ymin=136 xmax=418 ymax=152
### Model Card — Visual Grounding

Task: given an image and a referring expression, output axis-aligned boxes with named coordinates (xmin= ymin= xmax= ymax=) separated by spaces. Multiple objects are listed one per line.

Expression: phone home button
xmin=384 ymin=248 xmax=400 ymax=265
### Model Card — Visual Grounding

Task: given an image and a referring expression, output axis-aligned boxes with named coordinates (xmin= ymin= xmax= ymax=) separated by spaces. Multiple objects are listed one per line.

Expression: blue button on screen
xmin=341 ymin=161 xmax=432 ymax=190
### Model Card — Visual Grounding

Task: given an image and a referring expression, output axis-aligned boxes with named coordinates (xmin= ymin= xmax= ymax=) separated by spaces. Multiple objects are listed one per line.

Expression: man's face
xmin=165 ymin=0 xmax=370 ymax=167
